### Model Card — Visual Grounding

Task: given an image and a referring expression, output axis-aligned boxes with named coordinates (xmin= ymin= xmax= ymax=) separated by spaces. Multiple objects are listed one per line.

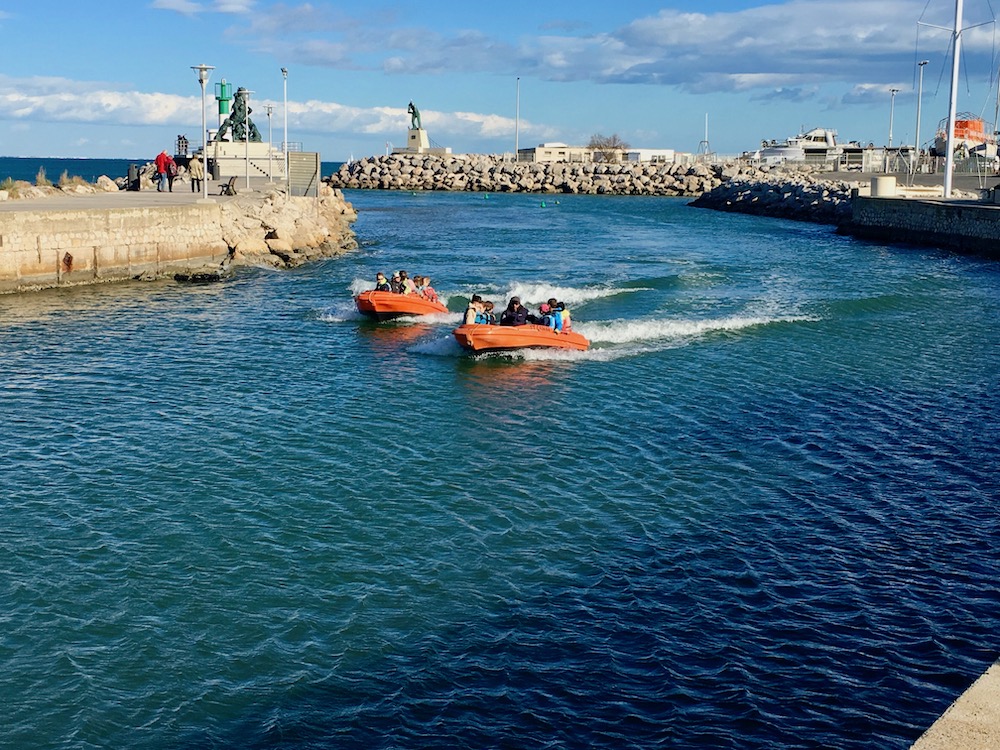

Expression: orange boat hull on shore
xmin=355 ymin=290 xmax=449 ymax=320
xmin=452 ymin=323 xmax=590 ymax=353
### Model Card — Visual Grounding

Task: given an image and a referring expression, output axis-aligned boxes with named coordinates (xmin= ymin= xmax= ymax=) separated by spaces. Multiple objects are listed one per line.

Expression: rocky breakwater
xmin=327 ymin=153 xmax=731 ymax=196
xmin=690 ymin=168 xmax=862 ymax=224
xmin=217 ymin=185 xmax=358 ymax=271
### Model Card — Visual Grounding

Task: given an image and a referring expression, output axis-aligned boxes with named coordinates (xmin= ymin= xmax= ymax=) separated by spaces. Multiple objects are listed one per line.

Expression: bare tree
xmin=587 ymin=133 xmax=630 ymax=163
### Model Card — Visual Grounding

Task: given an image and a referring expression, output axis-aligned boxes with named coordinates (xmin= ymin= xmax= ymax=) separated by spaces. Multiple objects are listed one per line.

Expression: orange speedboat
xmin=355 ymin=290 xmax=449 ymax=320
xmin=453 ymin=323 xmax=590 ymax=353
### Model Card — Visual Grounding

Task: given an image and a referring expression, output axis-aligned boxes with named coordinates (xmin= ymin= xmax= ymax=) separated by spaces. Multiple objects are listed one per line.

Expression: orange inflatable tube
xmin=453 ymin=323 xmax=590 ymax=353
xmin=355 ymin=290 xmax=449 ymax=320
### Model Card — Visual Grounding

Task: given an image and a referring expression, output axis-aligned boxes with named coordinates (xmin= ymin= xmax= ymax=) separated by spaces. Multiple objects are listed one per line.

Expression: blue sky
xmin=2 ymin=0 xmax=1000 ymax=160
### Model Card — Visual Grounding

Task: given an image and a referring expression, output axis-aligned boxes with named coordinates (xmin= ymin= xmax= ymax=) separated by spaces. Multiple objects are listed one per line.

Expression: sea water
xmin=1 ymin=190 xmax=998 ymax=749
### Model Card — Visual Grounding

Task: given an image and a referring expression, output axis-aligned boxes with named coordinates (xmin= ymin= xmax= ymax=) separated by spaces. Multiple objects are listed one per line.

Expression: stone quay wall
xmin=843 ymin=196 xmax=1000 ymax=258
xmin=327 ymin=153 xmax=737 ymax=195
xmin=0 ymin=187 xmax=358 ymax=294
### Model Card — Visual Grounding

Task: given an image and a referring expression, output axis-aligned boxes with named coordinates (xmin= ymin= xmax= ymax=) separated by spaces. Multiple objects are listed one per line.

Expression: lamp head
xmin=191 ymin=64 xmax=215 ymax=84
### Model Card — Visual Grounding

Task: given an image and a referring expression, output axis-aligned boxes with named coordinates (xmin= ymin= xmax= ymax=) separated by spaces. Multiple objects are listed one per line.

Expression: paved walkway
xmin=0 ymin=179 xmax=282 ymax=213
xmin=911 ymin=661 xmax=1000 ymax=749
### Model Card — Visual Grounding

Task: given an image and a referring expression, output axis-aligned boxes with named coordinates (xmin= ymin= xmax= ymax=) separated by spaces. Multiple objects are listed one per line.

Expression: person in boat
xmin=479 ymin=300 xmax=496 ymax=324
xmin=374 ymin=272 xmax=391 ymax=292
xmin=464 ymin=294 xmax=483 ymax=324
xmin=538 ymin=303 xmax=554 ymax=328
xmin=555 ymin=300 xmax=571 ymax=330
xmin=420 ymin=276 xmax=440 ymax=304
xmin=499 ymin=296 xmax=529 ymax=326
xmin=548 ymin=297 xmax=568 ymax=331
xmin=389 ymin=272 xmax=403 ymax=293
xmin=398 ymin=270 xmax=416 ymax=295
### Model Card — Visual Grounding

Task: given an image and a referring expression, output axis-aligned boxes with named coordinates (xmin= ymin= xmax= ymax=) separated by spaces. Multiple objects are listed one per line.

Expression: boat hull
xmin=452 ymin=323 xmax=590 ymax=353
xmin=355 ymin=290 xmax=449 ymax=320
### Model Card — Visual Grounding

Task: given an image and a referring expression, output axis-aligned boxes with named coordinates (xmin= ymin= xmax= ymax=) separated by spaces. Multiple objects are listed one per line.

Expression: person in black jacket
xmin=374 ymin=272 xmax=391 ymax=291
xmin=499 ymin=296 xmax=529 ymax=326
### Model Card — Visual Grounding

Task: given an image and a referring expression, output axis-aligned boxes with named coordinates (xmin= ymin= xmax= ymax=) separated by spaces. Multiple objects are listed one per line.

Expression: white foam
xmin=577 ymin=313 xmax=816 ymax=345
xmin=508 ymin=282 xmax=646 ymax=307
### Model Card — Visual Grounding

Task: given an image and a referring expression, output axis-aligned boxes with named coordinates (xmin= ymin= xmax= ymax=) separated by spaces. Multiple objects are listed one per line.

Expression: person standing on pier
xmin=154 ymin=150 xmax=172 ymax=192
xmin=188 ymin=155 xmax=204 ymax=193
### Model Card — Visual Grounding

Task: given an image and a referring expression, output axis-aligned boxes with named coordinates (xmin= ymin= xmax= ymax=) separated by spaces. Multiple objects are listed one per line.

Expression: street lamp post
xmin=888 ymin=87 xmax=900 ymax=148
xmin=281 ymin=67 xmax=288 ymax=190
xmin=191 ymin=64 xmax=215 ymax=201
xmin=244 ymin=89 xmax=254 ymax=191
xmin=914 ymin=60 xmax=929 ymax=174
xmin=514 ymin=77 xmax=520 ymax=162
xmin=266 ymin=104 xmax=274 ymax=182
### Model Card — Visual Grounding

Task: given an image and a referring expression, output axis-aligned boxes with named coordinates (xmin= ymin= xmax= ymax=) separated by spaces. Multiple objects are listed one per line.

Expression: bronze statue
xmin=408 ymin=101 xmax=421 ymax=130
xmin=215 ymin=87 xmax=262 ymax=143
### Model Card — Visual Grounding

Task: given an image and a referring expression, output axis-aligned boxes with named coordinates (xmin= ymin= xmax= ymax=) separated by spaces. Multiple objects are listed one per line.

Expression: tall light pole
xmin=944 ymin=0 xmax=965 ymax=197
xmin=266 ymin=104 xmax=274 ymax=182
xmin=191 ymin=64 xmax=214 ymax=201
xmin=243 ymin=88 xmax=254 ymax=191
xmin=914 ymin=60 xmax=929 ymax=174
xmin=281 ymin=67 xmax=289 ymax=190
xmin=888 ymin=87 xmax=900 ymax=148
xmin=514 ymin=77 xmax=520 ymax=162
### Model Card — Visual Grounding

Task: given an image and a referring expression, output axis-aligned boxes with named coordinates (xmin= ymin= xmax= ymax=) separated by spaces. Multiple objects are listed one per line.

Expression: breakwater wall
xmin=842 ymin=196 xmax=1000 ymax=258
xmin=327 ymin=153 xmax=736 ymax=195
xmin=690 ymin=171 xmax=863 ymax=224
xmin=0 ymin=187 xmax=358 ymax=293
xmin=328 ymin=154 xmax=868 ymax=225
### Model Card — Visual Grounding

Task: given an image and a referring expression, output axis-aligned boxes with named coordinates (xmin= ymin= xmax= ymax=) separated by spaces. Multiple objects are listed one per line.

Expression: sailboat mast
xmin=943 ymin=0 xmax=964 ymax=198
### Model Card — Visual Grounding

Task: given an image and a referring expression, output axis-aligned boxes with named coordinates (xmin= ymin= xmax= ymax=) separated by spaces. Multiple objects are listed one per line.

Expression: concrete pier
xmin=0 ymin=186 xmax=357 ymax=293
xmin=842 ymin=195 xmax=1000 ymax=258
xmin=911 ymin=661 xmax=1000 ymax=749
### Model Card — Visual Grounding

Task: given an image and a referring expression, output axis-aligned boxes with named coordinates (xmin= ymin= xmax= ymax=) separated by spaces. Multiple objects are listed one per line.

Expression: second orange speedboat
xmin=453 ymin=323 xmax=590 ymax=353
xmin=355 ymin=290 xmax=449 ymax=320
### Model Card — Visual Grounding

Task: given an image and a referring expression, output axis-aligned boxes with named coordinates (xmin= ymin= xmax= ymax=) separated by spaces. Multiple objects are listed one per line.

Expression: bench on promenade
xmin=219 ymin=176 xmax=237 ymax=196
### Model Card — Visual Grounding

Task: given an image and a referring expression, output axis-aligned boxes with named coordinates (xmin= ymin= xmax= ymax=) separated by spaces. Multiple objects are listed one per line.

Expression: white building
xmin=518 ymin=142 xmax=679 ymax=165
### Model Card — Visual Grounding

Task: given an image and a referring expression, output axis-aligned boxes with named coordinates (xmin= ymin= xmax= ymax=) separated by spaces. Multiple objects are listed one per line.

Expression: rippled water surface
xmin=2 ymin=191 xmax=999 ymax=749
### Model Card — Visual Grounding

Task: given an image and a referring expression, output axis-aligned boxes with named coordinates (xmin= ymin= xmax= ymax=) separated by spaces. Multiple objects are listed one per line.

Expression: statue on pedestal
xmin=215 ymin=87 xmax=262 ymax=143
xmin=408 ymin=101 xmax=422 ymax=130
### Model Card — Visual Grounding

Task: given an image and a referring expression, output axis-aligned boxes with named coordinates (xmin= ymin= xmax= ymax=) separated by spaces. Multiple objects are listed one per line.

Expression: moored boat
xmin=452 ymin=323 xmax=590 ymax=353
xmin=931 ymin=114 xmax=998 ymax=159
xmin=355 ymin=290 xmax=449 ymax=320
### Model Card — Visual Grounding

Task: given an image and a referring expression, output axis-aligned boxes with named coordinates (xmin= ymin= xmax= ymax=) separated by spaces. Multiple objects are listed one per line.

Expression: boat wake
xmin=410 ymin=312 xmax=817 ymax=362
xmin=578 ymin=313 xmax=816 ymax=345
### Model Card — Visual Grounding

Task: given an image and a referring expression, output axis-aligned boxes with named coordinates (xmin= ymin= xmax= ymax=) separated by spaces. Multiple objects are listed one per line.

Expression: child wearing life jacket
xmin=539 ymin=303 xmax=556 ymax=329
xmin=421 ymin=276 xmax=440 ymax=304
xmin=548 ymin=298 xmax=569 ymax=331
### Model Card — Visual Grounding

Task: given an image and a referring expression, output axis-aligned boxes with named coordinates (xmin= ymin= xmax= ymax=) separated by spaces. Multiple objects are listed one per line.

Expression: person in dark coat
xmin=499 ymin=296 xmax=529 ymax=326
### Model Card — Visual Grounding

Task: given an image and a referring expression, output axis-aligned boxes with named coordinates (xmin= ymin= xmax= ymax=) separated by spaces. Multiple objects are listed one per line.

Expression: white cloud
xmin=151 ymin=0 xmax=204 ymax=14
xmin=230 ymin=0 xmax=994 ymax=97
xmin=151 ymin=0 xmax=255 ymax=14
xmin=0 ymin=75 xmax=553 ymax=144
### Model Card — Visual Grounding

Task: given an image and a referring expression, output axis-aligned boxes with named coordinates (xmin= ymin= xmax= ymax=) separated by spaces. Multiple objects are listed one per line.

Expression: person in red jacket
xmin=154 ymin=150 xmax=171 ymax=192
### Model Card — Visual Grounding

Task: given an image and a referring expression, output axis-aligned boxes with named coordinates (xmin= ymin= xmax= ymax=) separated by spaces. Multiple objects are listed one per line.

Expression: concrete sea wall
xmin=843 ymin=196 xmax=1000 ymax=258
xmin=1 ymin=203 xmax=229 ymax=292
xmin=0 ymin=187 xmax=358 ymax=294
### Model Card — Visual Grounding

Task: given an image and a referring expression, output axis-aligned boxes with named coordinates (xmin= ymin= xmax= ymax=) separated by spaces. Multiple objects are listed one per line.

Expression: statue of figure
xmin=215 ymin=87 xmax=262 ymax=143
xmin=408 ymin=101 xmax=421 ymax=130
